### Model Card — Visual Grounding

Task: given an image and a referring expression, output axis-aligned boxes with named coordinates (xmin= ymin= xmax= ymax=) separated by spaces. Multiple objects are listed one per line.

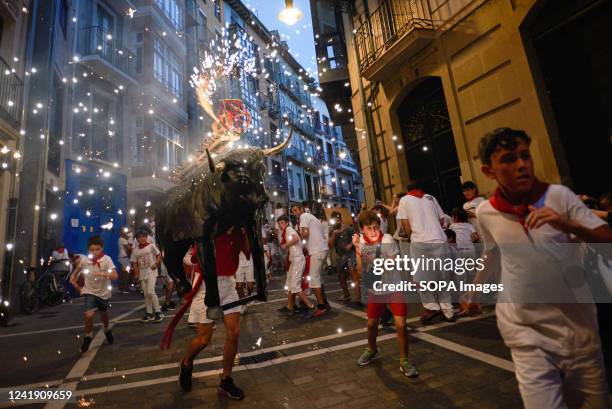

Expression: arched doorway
xmin=523 ymin=0 xmax=612 ymax=197
xmin=397 ymin=77 xmax=461 ymax=212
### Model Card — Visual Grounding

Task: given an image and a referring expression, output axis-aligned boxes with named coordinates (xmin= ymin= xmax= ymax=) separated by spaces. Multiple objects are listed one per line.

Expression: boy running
xmin=131 ymin=229 xmax=163 ymax=323
xmin=353 ymin=210 xmax=419 ymax=378
xmin=70 ymin=235 xmax=118 ymax=353
xmin=472 ymin=127 xmax=612 ymax=408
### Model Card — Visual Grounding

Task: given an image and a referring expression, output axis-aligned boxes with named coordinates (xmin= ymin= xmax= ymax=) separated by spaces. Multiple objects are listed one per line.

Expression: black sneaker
xmin=141 ymin=313 xmax=152 ymax=323
xmin=104 ymin=329 xmax=114 ymax=344
xmin=80 ymin=335 xmax=93 ymax=353
xmin=217 ymin=376 xmax=244 ymax=400
xmin=161 ymin=304 xmax=169 ymax=312
xmin=179 ymin=360 xmax=193 ymax=392
xmin=154 ymin=312 xmax=163 ymax=323
xmin=168 ymin=301 xmax=177 ymax=310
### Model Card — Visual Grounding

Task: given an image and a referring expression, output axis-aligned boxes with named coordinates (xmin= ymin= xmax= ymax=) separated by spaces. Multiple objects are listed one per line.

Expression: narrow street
xmin=1 ymin=276 xmax=523 ymax=409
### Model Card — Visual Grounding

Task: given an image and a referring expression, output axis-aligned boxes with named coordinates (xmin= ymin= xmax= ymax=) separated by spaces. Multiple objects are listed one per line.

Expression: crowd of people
xmin=58 ymin=127 xmax=612 ymax=406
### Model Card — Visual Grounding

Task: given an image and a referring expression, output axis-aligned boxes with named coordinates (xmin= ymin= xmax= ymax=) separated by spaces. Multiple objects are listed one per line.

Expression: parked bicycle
xmin=19 ymin=259 xmax=72 ymax=314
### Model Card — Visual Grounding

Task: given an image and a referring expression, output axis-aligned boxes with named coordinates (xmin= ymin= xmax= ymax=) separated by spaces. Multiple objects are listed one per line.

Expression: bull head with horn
xmin=155 ymin=129 xmax=292 ymax=330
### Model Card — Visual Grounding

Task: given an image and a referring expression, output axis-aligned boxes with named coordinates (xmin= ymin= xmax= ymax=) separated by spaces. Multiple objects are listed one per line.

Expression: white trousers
xmin=511 ymin=346 xmax=611 ymax=409
xmin=141 ymin=277 xmax=160 ymax=314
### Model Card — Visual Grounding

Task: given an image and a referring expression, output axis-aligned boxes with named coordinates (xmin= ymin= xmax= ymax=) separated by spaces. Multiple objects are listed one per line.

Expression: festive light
xmin=278 ymin=0 xmax=303 ymax=26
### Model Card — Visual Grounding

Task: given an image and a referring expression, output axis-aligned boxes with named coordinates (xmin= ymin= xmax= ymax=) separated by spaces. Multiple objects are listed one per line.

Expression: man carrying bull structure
xmin=155 ymin=123 xmax=294 ymax=401
xmin=178 ymin=226 xmax=250 ymax=400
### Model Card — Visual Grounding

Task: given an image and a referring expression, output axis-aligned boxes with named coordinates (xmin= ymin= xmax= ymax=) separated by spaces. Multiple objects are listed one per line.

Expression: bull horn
xmin=206 ymin=149 xmax=215 ymax=173
xmin=263 ymin=128 xmax=293 ymax=156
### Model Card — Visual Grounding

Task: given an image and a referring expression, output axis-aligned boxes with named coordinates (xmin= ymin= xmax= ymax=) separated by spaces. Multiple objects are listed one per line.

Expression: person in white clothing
xmin=69 ymin=235 xmax=118 ymax=353
xmin=291 ymin=204 xmax=330 ymax=316
xmin=449 ymin=208 xmax=478 ymax=259
xmin=396 ymin=184 xmax=454 ymax=323
xmin=461 ymin=181 xmax=486 ymax=230
xmin=277 ymin=215 xmax=314 ymax=314
xmin=471 ymin=127 xmax=612 ymax=409
xmin=235 ymin=251 xmax=254 ymax=299
xmin=131 ymin=229 xmax=163 ymax=323
xmin=118 ymin=230 xmax=133 ymax=293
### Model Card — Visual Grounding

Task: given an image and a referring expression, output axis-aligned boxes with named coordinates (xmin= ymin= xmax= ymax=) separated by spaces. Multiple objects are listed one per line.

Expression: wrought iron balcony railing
xmin=0 ymin=55 xmax=23 ymax=127
xmin=355 ymin=0 xmax=434 ymax=72
xmin=79 ymin=26 xmax=136 ymax=77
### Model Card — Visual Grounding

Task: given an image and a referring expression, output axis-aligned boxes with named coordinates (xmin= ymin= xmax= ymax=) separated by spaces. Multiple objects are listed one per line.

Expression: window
xmin=155 ymin=0 xmax=183 ymax=30
xmin=154 ymin=37 xmax=184 ymax=99
xmin=297 ymin=175 xmax=304 ymax=200
xmin=214 ymin=0 xmax=221 ymax=20
xmin=154 ymin=118 xmax=184 ymax=168
xmin=271 ymin=159 xmax=282 ymax=177
xmin=288 ymin=169 xmax=294 ymax=196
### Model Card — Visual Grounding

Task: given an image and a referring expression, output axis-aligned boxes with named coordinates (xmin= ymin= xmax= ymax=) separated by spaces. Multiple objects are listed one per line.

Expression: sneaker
xmin=153 ymin=312 xmax=164 ymax=323
xmin=312 ymin=308 xmax=328 ymax=317
xmin=217 ymin=376 xmax=244 ymax=400
xmin=179 ymin=360 xmax=193 ymax=392
xmin=277 ymin=306 xmax=292 ymax=314
xmin=442 ymin=313 xmax=456 ymax=323
xmin=420 ymin=309 xmax=440 ymax=325
xmin=80 ymin=336 xmax=93 ymax=353
xmin=104 ymin=329 xmax=114 ymax=344
xmin=141 ymin=313 xmax=152 ymax=323
xmin=167 ymin=301 xmax=177 ymax=310
xmin=400 ymin=359 xmax=419 ymax=378
xmin=356 ymin=348 xmax=378 ymax=366
xmin=301 ymin=306 xmax=316 ymax=318
xmin=161 ymin=304 xmax=169 ymax=312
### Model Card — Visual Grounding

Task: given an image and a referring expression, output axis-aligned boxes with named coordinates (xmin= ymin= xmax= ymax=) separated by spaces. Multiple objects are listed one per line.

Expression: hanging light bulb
xmin=278 ymin=0 xmax=303 ymax=26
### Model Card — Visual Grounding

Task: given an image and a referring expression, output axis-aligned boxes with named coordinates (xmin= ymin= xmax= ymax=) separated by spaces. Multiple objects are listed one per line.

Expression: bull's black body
xmin=156 ymin=146 xmax=273 ymax=320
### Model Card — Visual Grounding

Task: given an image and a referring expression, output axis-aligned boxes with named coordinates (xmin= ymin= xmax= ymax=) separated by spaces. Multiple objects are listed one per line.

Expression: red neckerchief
xmin=407 ymin=189 xmax=425 ymax=198
xmin=489 ymin=179 xmax=549 ymax=232
xmin=138 ymin=242 xmax=149 ymax=249
xmin=57 ymin=248 xmax=65 ymax=254
xmin=363 ymin=231 xmax=383 ymax=245
xmin=91 ymin=252 xmax=105 ymax=267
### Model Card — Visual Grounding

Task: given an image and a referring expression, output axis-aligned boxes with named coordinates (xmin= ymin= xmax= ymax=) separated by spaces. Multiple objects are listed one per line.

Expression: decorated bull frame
xmin=155 ymin=130 xmax=292 ymax=321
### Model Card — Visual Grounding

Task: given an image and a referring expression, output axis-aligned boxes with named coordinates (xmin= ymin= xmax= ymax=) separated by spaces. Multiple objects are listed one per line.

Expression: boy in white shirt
xmin=69 ymin=235 xmax=118 ymax=353
xmin=131 ymin=229 xmax=163 ymax=323
xmin=472 ymin=127 xmax=612 ymax=409
xmin=277 ymin=215 xmax=314 ymax=314
xmin=449 ymin=208 xmax=478 ymax=259
xmin=461 ymin=181 xmax=485 ymax=230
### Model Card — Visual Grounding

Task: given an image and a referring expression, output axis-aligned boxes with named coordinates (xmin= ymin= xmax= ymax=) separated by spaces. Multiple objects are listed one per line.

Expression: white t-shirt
xmin=380 ymin=217 xmax=388 ymax=234
xmin=463 ymin=196 xmax=485 ymax=229
xmin=299 ymin=212 xmax=327 ymax=254
xmin=396 ymin=195 xmax=447 ymax=243
xmin=238 ymin=251 xmax=253 ymax=268
xmin=130 ymin=243 xmax=161 ymax=280
xmin=360 ymin=233 xmax=400 ymax=294
xmin=79 ymin=254 xmax=115 ymax=300
xmin=477 ymin=184 xmax=606 ymax=355
xmin=449 ymin=222 xmax=476 ymax=252
xmin=284 ymin=226 xmax=303 ymax=259
xmin=118 ymin=237 xmax=129 ymax=258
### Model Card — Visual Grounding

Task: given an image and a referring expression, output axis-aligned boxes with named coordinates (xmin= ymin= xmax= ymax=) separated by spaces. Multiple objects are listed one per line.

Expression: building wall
xmin=347 ymin=0 xmax=563 ymax=207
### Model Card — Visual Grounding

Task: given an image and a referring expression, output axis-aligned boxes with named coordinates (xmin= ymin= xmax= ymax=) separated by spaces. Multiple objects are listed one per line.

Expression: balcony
xmin=283 ymin=110 xmax=314 ymax=137
xmin=278 ymin=73 xmax=311 ymax=107
xmin=355 ymin=0 xmax=435 ymax=81
xmin=265 ymin=174 xmax=288 ymax=192
xmin=285 ymin=146 xmax=308 ymax=164
xmin=336 ymin=158 xmax=357 ymax=171
xmin=78 ymin=26 xmax=137 ymax=84
xmin=0 ymin=56 xmax=23 ymax=128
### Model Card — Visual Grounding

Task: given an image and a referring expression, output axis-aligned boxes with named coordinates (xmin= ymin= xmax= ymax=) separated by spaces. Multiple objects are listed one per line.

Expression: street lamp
xmin=278 ymin=0 xmax=303 ymax=26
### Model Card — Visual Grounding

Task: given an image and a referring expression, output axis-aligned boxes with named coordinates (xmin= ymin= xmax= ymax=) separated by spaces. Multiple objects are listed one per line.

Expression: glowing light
xmin=278 ymin=0 xmax=303 ymax=26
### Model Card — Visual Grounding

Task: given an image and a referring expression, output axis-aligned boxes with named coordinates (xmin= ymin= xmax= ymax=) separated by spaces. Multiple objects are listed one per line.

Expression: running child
xmin=130 ymin=229 xmax=163 ymax=323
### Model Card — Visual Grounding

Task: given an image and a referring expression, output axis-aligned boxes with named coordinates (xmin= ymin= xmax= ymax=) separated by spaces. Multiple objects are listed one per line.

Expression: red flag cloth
xmin=160 ymin=246 xmax=202 ymax=350
xmin=488 ymin=179 xmax=549 ymax=232
xmin=407 ymin=189 xmax=425 ymax=198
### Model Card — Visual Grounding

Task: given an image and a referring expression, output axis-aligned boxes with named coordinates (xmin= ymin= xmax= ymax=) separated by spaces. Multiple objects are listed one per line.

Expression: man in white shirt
xmin=396 ymin=184 xmax=454 ymax=323
xmin=462 ymin=181 xmax=486 ymax=230
xmin=291 ymin=204 xmax=330 ymax=316
xmin=472 ymin=127 xmax=612 ymax=409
